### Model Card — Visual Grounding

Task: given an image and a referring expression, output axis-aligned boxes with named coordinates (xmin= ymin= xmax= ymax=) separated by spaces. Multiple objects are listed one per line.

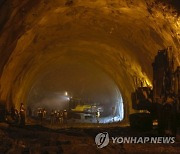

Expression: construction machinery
xmin=68 ymin=98 xmax=104 ymax=123
xmin=130 ymin=47 xmax=180 ymax=134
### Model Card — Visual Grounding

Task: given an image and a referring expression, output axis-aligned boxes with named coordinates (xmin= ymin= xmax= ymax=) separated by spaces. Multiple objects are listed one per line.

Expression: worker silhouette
xmin=19 ymin=103 xmax=25 ymax=126
xmin=38 ymin=109 xmax=43 ymax=124
xmin=50 ymin=110 xmax=54 ymax=125
xmin=11 ymin=106 xmax=19 ymax=124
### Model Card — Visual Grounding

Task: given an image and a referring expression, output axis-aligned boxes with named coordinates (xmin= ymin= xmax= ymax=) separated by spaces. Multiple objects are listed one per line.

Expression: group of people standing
xmin=10 ymin=105 xmax=69 ymax=126
xmin=50 ymin=110 xmax=68 ymax=125
xmin=11 ymin=103 xmax=26 ymax=126
xmin=36 ymin=108 xmax=68 ymax=125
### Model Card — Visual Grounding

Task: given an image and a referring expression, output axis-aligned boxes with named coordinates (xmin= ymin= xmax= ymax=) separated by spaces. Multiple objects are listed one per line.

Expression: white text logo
xmin=95 ymin=132 xmax=109 ymax=148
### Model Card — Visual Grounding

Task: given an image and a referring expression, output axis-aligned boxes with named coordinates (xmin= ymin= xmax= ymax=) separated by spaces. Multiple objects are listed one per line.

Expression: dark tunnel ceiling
xmin=0 ymin=0 xmax=179 ymax=121
xmin=158 ymin=0 xmax=180 ymax=11
xmin=0 ymin=0 xmax=180 ymax=9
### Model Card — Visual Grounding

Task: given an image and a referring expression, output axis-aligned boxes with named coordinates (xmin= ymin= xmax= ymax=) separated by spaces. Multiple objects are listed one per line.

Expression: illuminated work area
xmin=0 ymin=0 xmax=179 ymax=153
xmin=27 ymin=60 xmax=124 ymax=123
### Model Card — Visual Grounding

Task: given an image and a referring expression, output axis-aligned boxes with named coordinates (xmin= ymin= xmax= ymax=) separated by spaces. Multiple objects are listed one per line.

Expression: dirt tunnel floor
xmin=0 ymin=122 xmax=180 ymax=154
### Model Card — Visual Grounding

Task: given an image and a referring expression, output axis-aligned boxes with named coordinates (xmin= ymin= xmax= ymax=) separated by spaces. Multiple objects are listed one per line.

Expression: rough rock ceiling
xmin=0 ymin=0 xmax=179 ymax=120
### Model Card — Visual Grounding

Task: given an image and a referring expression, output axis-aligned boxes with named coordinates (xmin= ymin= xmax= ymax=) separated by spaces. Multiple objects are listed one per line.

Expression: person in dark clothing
xmin=19 ymin=103 xmax=25 ymax=126
xmin=11 ymin=106 xmax=19 ymax=124
xmin=14 ymin=109 xmax=19 ymax=123
xmin=38 ymin=109 xmax=43 ymax=124
xmin=50 ymin=110 xmax=54 ymax=125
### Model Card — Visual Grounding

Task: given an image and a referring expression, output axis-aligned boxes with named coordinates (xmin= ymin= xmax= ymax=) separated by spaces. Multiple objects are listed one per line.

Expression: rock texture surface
xmin=0 ymin=124 xmax=179 ymax=153
xmin=0 ymin=0 xmax=179 ymax=120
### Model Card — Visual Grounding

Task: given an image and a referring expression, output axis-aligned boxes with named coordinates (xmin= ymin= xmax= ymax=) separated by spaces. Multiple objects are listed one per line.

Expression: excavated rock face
xmin=0 ymin=0 xmax=179 ymax=121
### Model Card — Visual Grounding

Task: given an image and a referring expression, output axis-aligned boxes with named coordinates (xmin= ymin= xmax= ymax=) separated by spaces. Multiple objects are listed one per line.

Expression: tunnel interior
xmin=26 ymin=58 xmax=124 ymax=123
xmin=0 ymin=0 xmax=179 ymax=125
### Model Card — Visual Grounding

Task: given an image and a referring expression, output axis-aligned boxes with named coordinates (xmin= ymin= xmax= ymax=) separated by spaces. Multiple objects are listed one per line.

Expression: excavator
xmin=130 ymin=46 xmax=180 ymax=135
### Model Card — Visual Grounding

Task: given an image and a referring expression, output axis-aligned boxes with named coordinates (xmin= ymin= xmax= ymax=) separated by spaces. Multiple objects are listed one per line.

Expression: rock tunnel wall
xmin=0 ymin=0 xmax=179 ymax=122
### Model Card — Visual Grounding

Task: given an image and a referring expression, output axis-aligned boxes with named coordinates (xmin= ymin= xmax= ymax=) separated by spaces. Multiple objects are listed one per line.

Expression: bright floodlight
xmin=65 ymin=91 xmax=68 ymax=96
